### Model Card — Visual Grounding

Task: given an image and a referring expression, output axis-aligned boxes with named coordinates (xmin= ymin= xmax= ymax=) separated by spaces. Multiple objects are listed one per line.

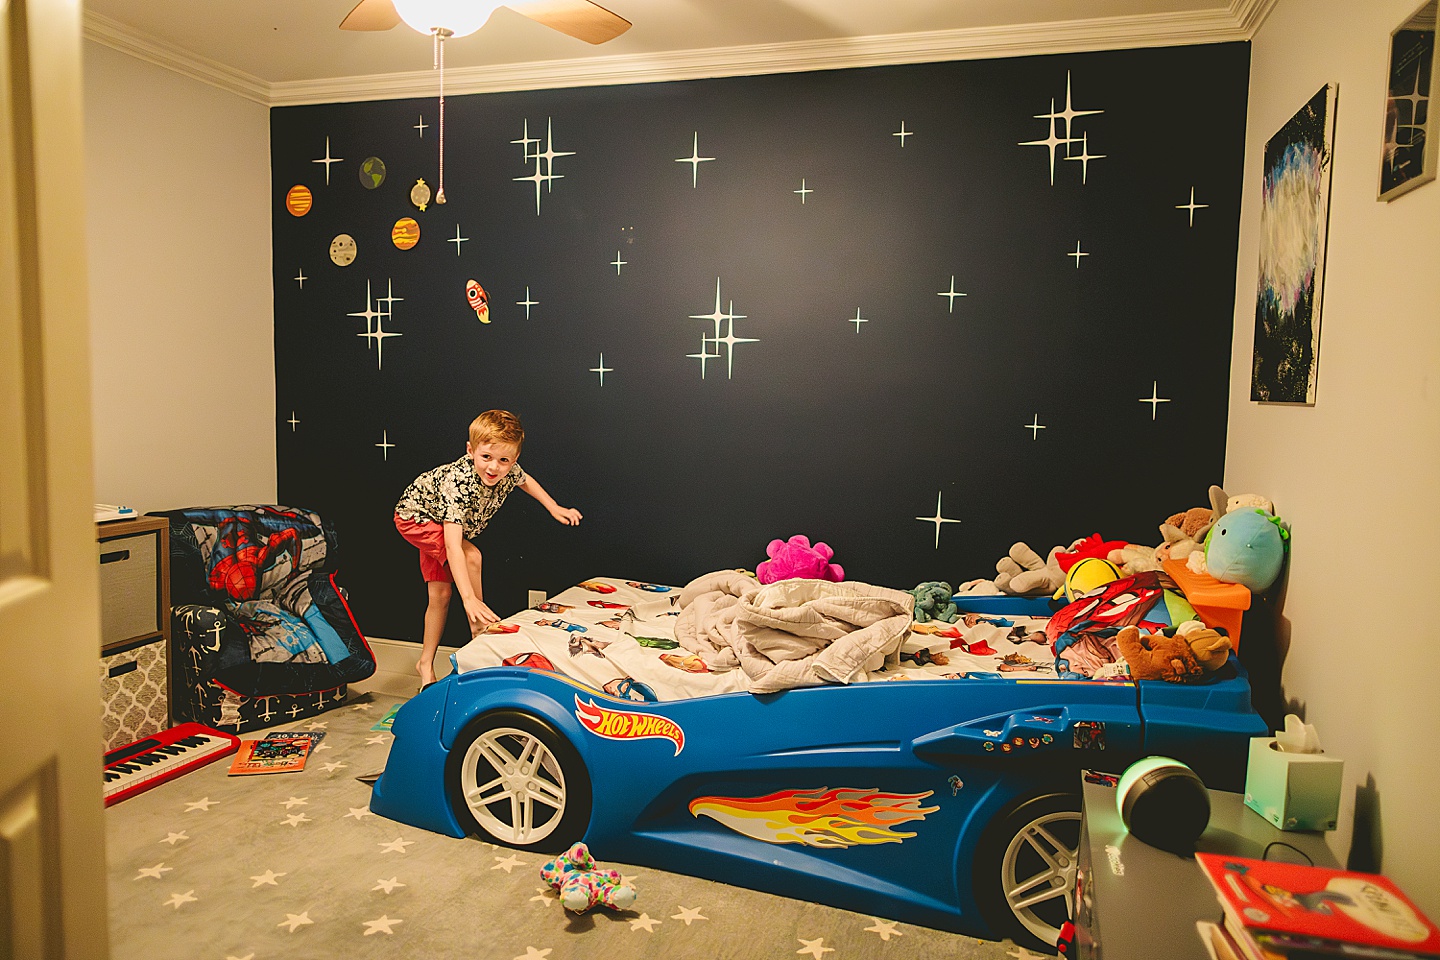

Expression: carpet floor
xmin=105 ymin=691 xmax=1043 ymax=960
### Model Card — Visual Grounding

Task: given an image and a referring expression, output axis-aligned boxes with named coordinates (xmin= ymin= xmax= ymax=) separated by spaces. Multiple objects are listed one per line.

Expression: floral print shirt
xmin=394 ymin=454 xmax=526 ymax=538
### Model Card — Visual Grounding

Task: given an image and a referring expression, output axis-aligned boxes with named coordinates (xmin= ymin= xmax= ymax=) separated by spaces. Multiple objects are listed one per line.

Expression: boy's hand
xmin=463 ymin=596 xmax=499 ymax=631
xmin=550 ymin=505 xmax=582 ymax=526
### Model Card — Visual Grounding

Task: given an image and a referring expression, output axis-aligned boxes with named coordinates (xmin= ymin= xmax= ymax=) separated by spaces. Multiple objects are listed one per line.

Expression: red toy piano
xmin=102 ymin=722 xmax=240 ymax=807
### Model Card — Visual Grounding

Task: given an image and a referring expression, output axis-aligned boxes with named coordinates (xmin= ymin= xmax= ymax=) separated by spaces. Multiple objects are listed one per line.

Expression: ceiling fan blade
xmin=508 ymin=0 xmax=632 ymax=44
xmin=340 ymin=0 xmax=401 ymax=31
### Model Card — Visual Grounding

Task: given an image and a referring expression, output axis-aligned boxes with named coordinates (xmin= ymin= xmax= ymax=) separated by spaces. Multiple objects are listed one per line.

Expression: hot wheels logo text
xmin=574 ymin=695 xmax=685 ymax=756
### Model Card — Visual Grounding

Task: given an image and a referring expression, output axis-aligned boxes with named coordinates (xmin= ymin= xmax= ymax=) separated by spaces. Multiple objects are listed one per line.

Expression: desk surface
xmin=1077 ymin=774 xmax=1338 ymax=960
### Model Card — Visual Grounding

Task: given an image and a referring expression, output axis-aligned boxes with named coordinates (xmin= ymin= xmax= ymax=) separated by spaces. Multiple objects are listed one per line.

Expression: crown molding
xmin=83 ymin=11 xmax=270 ymax=105
xmin=86 ymin=2 xmax=1278 ymax=109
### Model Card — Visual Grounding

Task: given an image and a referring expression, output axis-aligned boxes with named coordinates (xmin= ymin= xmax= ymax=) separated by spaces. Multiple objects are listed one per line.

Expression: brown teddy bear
xmin=1175 ymin=620 xmax=1233 ymax=671
xmin=1117 ymin=625 xmax=1204 ymax=683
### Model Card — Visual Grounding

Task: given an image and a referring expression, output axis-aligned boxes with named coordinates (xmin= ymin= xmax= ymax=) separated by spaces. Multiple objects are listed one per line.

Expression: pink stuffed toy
xmin=755 ymin=535 xmax=844 ymax=585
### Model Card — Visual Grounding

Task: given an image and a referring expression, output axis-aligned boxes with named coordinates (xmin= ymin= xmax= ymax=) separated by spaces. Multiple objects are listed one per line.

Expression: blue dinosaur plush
xmin=909 ymin=581 xmax=958 ymax=623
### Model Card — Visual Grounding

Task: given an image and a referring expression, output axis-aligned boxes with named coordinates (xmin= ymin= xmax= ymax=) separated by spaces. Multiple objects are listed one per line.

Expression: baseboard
xmin=349 ymin=636 xmax=459 ymax=699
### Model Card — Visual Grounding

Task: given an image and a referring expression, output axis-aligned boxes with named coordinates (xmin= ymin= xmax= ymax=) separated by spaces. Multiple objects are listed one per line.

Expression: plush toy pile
xmin=540 ymin=842 xmax=637 ymax=914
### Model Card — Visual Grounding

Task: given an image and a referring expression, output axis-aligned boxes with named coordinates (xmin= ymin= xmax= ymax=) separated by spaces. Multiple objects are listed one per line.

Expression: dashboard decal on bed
xmin=688 ymin=787 xmax=938 ymax=849
xmin=573 ymin=695 xmax=685 ymax=755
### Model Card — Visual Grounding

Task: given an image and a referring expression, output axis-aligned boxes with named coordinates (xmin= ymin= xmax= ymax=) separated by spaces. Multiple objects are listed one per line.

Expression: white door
xmin=0 ymin=0 xmax=110 ymax=956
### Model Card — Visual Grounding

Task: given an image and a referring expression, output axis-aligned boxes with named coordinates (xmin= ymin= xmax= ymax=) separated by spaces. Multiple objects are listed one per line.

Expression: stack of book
xmin=1196 ymin=852 xmax=1440 ymax=960
xmin=228 ymin=730 xmax=326 ymax=775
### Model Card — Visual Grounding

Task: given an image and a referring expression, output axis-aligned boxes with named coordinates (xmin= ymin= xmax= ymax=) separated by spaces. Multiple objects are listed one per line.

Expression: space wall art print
xmin=1251 ymin=83 xmax=1338 ymax=405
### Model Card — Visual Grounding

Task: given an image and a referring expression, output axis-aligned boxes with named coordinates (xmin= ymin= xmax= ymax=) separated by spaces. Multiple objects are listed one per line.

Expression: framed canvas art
xmin=1251 ymin=84 xmax=1338 ymax=405
xmin=1379 ymin=0 xmax=1438 ymax=201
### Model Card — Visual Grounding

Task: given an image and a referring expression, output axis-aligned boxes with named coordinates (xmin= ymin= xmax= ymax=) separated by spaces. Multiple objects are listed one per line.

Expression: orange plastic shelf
xmin=1163 ymin=558 xmax=1250 ymax=650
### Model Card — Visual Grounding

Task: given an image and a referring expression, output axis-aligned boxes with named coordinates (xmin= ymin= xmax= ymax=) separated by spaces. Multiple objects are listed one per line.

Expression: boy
xmin=394 ymin=410 xmax=581 ymax=686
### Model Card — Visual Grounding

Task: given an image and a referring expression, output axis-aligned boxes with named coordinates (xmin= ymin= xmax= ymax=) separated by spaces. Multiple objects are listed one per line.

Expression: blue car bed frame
xmin=370 ymin=634 xmax=1266 ymax=949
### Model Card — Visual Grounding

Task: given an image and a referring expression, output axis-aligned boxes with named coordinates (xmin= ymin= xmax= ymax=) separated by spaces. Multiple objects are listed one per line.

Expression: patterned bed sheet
xmin=451 ymin=577 xmax=1067 ymax=702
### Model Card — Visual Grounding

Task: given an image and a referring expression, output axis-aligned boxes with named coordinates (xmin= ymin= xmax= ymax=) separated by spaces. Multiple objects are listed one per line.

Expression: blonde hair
xmin=469 ymin=409 xmax=524 ymax=452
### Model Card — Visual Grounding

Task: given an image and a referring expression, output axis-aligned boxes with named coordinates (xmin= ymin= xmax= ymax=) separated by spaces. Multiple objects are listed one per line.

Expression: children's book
xmin=227 ymin=731 xmax=322 ymax=775
xmin=1197 ymin=853 xmax=1440 ymax=960
xmin=371 ymin=703 xmax=401 ymax=732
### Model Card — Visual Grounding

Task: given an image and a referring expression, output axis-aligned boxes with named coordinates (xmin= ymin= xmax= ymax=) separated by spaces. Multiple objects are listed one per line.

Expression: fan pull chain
xmin=433 ymin=28 xmax=448 ymax=204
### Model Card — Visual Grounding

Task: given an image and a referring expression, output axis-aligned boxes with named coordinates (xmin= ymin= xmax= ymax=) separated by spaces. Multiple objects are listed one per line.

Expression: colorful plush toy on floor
xmin=756 ymin=535 xmax=844 ymax=584
xmin=540 ymin=842 xmax=637 ymax=914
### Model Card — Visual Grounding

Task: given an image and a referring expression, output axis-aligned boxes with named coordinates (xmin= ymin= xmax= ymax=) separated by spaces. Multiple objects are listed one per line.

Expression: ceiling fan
xmin=340 ymin=1 xmax=631 ymax=205
xmin=340 ymin=0 xmax=632 ymax=45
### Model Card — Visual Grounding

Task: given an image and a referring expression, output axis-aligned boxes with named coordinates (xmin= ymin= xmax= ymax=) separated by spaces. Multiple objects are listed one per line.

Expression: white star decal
xmin=280 ymin=797 xmax=309 ymax=809
xmin=165 ymin=890 xmax=198 ymax=909
xmin=893 ymin=120 xmax=913 ymax=146
xmin=312 ymin=136 xmax=342 ymax=185
xmin=530 ymin=886 xmax=558 ymax=907
xmin=322 ymin=761 xmax=348 ymax=772
xmin=1019 ymin=99 xmax=1068 ymax=185
xmin=305 ymin=720 xmax=328 ymax=729
xmin=492 ymin=854 xmax=526 ymax=873
xmin=281 ymin=813 xmax=312 ymax=827
xmin=916 ymin=490 xmax=963 ymax=548
xmin=1176 ymin=186 xmax=1209 ymax=227
xmin=589 ymin=352 xmax=613 ymax=386
xmin=1008 ymin=948 xmax=1051 ymax=960
xmin=278 ymin=911 xmax=313 ymax=932
xmin=794 ymin=177 xmax=813 ymax=203
xmin=514 ymin=949 xmax=553 ymax=960
xmin=675 ymin=131 xmax=715 ymax=187
xmin=797 ymin=937 xmax=835 ymax=959
xmin=366 ymin=734 xmax=389 ymax=745
xmin=938 ymin=275 xmax=968 ymax=312
xmin=629 ymin=912 xmax=661 ymax=932
xmin=1139 ymin=380 xmax=1172 ymax=420
xmin=671 ymin=905 xmax=708 ymax=924
xmin=134 ymin=863 xmax=172 ymax=880
xmin=379 ymin=838 xmax=415 ymax=854
xmin=374 ymin=877 xmax=406 ymax=894
xmin=160 ymin=831 xmax=188 ymax=845
xmin=362 ymin=915 xmax=404 ymax=935
xmin=184 ymin=797 xmax=217 ymax=812
xmin=250 ymin=869 xmax=286 ymax=888
xmin=346 ymin=806 xmax=375 ymax=820
xmin=864 ymin=918 xmax=903 ymax=941
xmin=1025 ymin=414 xmax=1046 ymax=439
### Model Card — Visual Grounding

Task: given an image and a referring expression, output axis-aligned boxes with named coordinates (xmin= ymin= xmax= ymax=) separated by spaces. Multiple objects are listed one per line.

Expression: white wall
xmin=83 ymin=42 xmax=276 ymax=513
xmin=1228 ymin=0 xmax=1440 ymax=911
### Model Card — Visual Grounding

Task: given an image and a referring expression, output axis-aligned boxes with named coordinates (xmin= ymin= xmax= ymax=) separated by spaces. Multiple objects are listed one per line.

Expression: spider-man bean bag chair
xmin=152 ymin=506 xmax=376 ymax=732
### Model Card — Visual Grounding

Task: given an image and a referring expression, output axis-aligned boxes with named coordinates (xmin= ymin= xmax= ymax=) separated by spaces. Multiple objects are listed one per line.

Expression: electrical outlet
xmin=527 ymin=590 xmax=546 ymax=608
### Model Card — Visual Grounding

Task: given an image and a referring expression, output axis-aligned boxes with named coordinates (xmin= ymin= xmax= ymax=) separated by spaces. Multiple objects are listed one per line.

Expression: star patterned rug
xmin=105 ymin=691 xmax=1034 ymax=960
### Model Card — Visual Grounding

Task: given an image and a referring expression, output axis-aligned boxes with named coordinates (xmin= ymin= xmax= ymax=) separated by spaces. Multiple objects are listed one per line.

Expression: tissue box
xmin=1243 ymin=736 xmax=1343 ymax=831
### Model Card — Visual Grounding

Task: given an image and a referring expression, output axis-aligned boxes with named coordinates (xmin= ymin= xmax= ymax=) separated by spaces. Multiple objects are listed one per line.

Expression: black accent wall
xmin=272 ymin=42 xmax=1250 ymax=648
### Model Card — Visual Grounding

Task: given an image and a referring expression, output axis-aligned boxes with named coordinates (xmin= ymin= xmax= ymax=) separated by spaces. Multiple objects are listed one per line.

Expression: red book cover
xmin=1196 ymin=853 xmax=1440 ymax=959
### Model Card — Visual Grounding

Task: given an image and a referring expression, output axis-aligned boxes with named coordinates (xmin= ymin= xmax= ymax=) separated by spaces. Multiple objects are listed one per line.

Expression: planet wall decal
xmin=329 ymin=233 xmax=357 ymax=266
xmin=392 ymin=218 xmax=420 ymax=250
xmin=360 ymin=157 xmax=386 ymax=189
xmin=285 ymin=185 xmax=312 ymax=217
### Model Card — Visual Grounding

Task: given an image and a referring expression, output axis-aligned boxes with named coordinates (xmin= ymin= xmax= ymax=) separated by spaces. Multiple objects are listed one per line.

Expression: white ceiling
xmin=81 ymin=0 xmax=1274 ymax=105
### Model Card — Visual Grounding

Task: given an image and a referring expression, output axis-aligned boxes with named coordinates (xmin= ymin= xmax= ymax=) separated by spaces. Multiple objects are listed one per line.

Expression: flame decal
xmin=688 ymin=786 xmax=938 ymax=848
xmin=573 ymin=695 xmax=685 ymax=756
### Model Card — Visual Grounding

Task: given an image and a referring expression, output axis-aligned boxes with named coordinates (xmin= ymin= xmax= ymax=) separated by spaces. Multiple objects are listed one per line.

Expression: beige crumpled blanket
xmin=673 ymin=570 xmax=915 ymax=694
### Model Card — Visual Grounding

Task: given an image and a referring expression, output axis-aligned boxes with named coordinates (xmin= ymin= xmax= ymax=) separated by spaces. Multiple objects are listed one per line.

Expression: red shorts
xmin=394 ymin=514 xmax=452 ymax=583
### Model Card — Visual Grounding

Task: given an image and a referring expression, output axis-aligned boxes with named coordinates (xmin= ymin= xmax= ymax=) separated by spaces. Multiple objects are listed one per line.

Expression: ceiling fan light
xmin=393 ymin=0 xmax=504 ymax=38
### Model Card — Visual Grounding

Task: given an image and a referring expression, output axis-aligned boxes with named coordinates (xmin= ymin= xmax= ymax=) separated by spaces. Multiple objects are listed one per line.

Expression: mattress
xmin=451 ymin=576 xmax=1068 ymax=702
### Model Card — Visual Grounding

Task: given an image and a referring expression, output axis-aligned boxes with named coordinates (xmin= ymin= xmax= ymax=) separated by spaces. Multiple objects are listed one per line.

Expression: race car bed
xmin=370 ymin=574 xmax=1268 ymax=950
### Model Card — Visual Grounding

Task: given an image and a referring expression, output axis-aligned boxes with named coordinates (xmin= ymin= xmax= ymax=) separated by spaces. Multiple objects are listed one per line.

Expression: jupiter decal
xmin=689 ymin=786 xmax=938 ymax=848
